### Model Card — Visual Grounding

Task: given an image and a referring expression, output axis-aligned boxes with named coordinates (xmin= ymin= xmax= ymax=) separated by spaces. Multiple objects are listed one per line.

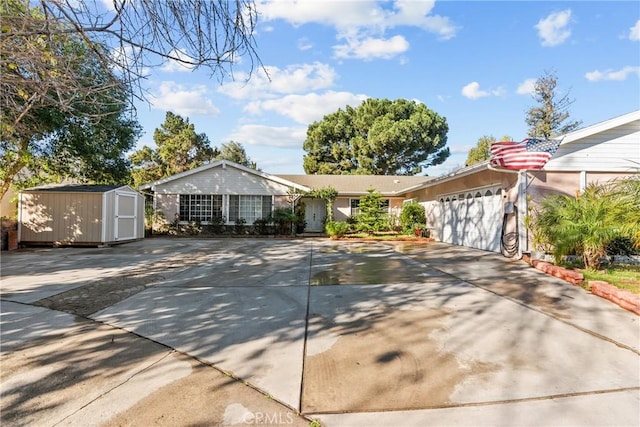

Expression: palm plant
xmin=607 ymin=174 xmax=640 ymax=248
xmin=533 ymin=183 xmax=618 ymax=269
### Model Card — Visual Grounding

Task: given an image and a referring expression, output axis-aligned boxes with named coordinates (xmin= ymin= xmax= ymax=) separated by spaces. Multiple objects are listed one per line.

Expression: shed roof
xmin=276 ymin=174 xmax=433 ymax=195
xmin=21 ymin=184 xmax=126 ymax=193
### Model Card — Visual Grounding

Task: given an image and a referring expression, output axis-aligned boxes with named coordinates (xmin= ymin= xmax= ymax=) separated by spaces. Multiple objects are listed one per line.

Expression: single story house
xmin=19 ymin=184 xmax=145 ymax=246
xmin=141 ymin=110 xmax=639 ymax=258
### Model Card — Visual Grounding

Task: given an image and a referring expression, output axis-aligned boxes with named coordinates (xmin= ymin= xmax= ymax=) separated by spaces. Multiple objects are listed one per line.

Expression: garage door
xmin=434 ymin=187 xmax=503 ymax=252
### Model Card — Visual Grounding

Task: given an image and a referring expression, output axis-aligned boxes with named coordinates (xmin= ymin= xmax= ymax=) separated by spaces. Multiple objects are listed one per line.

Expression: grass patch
xmin=580 ymin=264 xmax=640 ymax=294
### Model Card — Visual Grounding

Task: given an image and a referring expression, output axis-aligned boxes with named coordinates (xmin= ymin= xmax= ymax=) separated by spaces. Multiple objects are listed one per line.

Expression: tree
xmin=525 ymin=70 xmax=582 ymax=139
xmin=465 ymin=135 xmax=512 ymax=166
xmin=215 ymin=141 xmax=256 ymax=169
xmin=0 ymin=7 xmax=141 ymax=198
xmin=130 ymin=112 xmax=217 ymax=187
xmin=355 ymin=189 xmax=387 ymax=234
xmin=2 ymin=1 xmax=261 ymax=115
xmin=1 ymin=0 xmax=261 ymax=196
xmin=303 ymin=99 xmax=449 ymax=175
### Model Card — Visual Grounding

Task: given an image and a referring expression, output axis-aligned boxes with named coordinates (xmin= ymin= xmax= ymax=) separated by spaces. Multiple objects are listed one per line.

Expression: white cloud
xmin=257 ymin=0 xmax=457 ymax=60
xmin=585 ymin=66 xmax=640 ymax=82
xmin=150 ymin=81 xmax=220 ymax=116
xmin=226 ymin=125 xmax=307 ymax=148
xmin=629 ymin=20 xmax=640 ymax=41
xmin=160 ymin=49 xmax=197 ymax=73
xmin=535 ymin=10 xmax=572 ymax=47
xmin=218 ymin=62 xmax=337 ymax=100
xmin=297 ymin=37 xmax=313 ymax=51
xmin=245 ymin=91 xmax=368 ymax=124
xmin=516 ymin=79 xmax=537 ymax=95
xmin=334 ymin=35 xmax=409 ymax=60
xmin=461 ymin=82 xmax=505 ymax=100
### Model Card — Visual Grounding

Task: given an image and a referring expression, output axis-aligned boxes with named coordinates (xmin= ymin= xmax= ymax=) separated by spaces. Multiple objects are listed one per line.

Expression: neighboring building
xmin=19 ymin=184 xmax=145 ymax=246
xmin=141 ymin=110 xmax=639 ymax=257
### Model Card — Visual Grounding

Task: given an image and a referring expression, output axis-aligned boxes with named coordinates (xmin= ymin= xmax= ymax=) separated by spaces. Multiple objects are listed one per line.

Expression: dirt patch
xmin=31 ymin=250 xmax=217 ymax=316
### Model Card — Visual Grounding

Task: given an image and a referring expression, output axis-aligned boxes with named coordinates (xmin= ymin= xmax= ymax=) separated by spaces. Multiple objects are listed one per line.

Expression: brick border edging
xmin=589 ymin=281 xmax=640 ymax=315
xmin=529 ymin=259 xmax=640 ymax=316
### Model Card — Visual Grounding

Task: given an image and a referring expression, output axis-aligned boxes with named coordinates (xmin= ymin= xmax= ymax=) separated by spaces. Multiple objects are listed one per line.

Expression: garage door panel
xmin=437 ymin=187 xmax=503 ymax=252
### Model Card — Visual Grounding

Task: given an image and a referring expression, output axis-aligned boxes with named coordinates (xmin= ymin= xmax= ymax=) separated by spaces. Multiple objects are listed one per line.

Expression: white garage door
xmin=434 ymin=187 xmax=503 ymax=252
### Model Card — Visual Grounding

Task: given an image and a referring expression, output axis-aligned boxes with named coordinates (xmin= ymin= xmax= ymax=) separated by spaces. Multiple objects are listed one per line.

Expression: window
xmin=179 ymin=194 xmax=222 ymax=223
xmin=350 ymin=198 xmax=389 ymax=217
xmin=229 ymin=195 xmax=272 ymax=224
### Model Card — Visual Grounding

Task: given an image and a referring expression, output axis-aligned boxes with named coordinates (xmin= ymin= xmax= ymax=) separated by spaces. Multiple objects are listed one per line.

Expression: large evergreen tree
xmin=130 ymin=112 xmax=217 ymax=187
xmin=525 ymin=70 xmax=582 ymax=138
xmin=303 ymin=99 xmax=449 ymax=175
xmin=215 ymin=140 xmax=256 ymax=169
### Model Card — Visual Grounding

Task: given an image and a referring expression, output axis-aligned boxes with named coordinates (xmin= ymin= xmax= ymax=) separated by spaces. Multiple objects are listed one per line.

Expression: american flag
xmin=489 ymin=138 xmax=562 ymax=170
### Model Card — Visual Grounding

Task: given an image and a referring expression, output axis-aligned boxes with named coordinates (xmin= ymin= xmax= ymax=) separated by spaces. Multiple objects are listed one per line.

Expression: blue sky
xmin=131 ymin=1 xmax=640 ymax=176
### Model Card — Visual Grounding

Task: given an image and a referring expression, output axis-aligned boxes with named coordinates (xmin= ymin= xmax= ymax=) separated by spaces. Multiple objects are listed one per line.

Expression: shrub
xmin=325 ymin=221 xmax=350 ymax=239
xmin=400 ymin=202 xmax=426 ymax=234
xmin=234 ymin=217 xmax=247 ymax=234
xmin=272 ymin=207 xmax=296 ymax=235
xmin=355 ymin=189 xmax=387 ymax=234
xmin=253 ymin=218 xmax=270 ymax=235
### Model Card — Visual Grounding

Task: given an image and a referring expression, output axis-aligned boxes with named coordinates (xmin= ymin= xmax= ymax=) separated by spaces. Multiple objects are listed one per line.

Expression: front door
xmin=303 ymin=198 xmax=326 ymax=232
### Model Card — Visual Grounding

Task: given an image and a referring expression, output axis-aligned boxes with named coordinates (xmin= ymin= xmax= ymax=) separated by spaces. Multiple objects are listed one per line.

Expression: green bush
xmin=355 ymin=189 xmax=387 ymax=234
xmin=400 ymin=202 xmax=426 ymax=234
xmin=325 ymin=221 xmax=350 ymax=239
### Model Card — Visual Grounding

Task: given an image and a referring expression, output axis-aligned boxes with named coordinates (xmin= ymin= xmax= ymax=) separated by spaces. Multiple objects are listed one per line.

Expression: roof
xmin=21 ymin=184 xmax=125 ymax=193
xmin=139 ymin=160 xmax=310 ymax=192
xmin=560 ymin=109 xmax=640 ymax=145
xmin=276 ymin=174 xmax=433 ymax=196
xmin=406 ymin=109 xmax=640 ymax=190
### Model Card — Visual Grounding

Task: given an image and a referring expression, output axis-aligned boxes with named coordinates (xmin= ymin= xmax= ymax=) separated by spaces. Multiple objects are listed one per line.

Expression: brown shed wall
xmin=20 ymin=192 xmax=104 ymax=244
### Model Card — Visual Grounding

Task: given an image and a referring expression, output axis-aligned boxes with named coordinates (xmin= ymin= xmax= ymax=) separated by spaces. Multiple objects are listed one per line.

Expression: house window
xmin=179 ymin=194 xmax=222 ymax=223
xmin=228 ymin=195 xmax=272 ymax=224
xmin=350 ymin=198 xmax=389 ymax=217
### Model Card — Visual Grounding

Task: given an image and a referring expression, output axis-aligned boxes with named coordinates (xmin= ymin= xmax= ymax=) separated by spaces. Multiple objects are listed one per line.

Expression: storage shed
xmin=18 ymin=184 xmax=145 ymax=246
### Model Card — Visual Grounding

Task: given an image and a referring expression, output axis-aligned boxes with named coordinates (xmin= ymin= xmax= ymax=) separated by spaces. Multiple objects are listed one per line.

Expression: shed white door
xmin=115 ymin=192 xmax=138 ymax=241
xmin=436 ymin=187 xmax=502 ymax=252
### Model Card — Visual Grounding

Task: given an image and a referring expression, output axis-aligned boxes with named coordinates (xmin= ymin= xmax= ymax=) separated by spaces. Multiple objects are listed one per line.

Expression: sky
xmin=130 ymin=0 xmax=640 ymax=177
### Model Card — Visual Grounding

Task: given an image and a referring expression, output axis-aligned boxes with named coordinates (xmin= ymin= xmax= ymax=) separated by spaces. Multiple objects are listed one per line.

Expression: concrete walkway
xmin=1 ymin=238 xmax=638 ymax=426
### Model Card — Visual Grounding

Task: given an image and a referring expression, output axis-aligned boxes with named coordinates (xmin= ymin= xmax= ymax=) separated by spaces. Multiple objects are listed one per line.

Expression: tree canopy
xmin=130 ymin=112 xmax=217 ymax=188
xmin=525 ymin=70 xmax=582 ymax=139
xmin=0 ymin=5 xmax=141 ymax=199
xmin=465 ymin=135 xmax=512 ymax=166
xmin=215 ymin=141 xmax=256 ymax=169
xmin=303 ymin=99 xmax=449 ymax=175
xmin=1 ymin=0 xmax=261 ymax=199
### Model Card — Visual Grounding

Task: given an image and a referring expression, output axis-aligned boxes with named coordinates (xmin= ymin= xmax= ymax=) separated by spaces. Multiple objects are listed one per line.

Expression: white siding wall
xmin=545 ymin=119 xmax=640 ymax=172
xmin=154 ymin=165 xmax=293 ymax=195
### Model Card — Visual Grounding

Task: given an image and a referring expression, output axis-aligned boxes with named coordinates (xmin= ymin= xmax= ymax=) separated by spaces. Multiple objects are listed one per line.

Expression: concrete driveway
xmin=1 ymin=238 xmax=638 ymax=426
